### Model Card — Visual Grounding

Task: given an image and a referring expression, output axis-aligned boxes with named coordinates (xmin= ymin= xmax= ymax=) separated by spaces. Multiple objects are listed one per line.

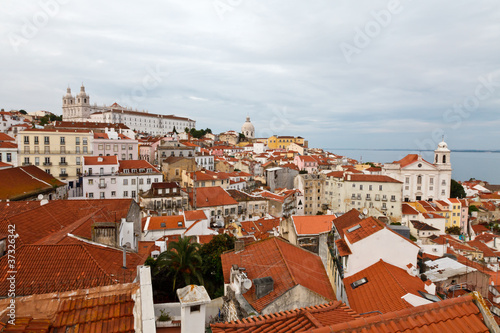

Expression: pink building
xmin=294 ymin=155 xmax=318 ymax=173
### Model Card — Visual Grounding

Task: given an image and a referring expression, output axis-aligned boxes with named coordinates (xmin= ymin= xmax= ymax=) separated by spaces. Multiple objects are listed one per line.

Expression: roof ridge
xmin=274 ymin=238 xmax=297 ymax=285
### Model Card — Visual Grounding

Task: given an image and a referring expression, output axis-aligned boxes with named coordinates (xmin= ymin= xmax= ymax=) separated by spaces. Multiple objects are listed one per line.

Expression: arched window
xmin=417 ymin=175 xmax=422 ymax=185
xmin=435 ymin=155 xmax=438 ymax=163
xmin=443 ymin=155 xmax=446 ymax=163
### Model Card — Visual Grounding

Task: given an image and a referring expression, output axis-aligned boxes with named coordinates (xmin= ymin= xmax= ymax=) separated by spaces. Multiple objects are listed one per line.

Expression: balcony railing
xmin=59 ymin=162 xmax=68 ymax=166
xmin=43 ymin=162 xmax=52 ymax=166
xmin=98 ymin=183 xmax=107 ymax=189
xmin=59 ymin=173 xmax=68 ymax=177
xmin=22 ymin=162 xmax=31 ymax=166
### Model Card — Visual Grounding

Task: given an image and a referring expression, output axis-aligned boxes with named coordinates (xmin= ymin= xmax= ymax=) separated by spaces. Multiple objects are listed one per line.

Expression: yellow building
xmin=438 ymin=199 xmax=461 ymax=228
xmin=267 ymin=135 xmax=305 ymax=149
xmin=18 ymin=128 xmax=94 ymax=185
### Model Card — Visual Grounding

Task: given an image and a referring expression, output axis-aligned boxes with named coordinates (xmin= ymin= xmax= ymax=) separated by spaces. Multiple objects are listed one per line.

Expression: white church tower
xmin=62 ymin=84 xmax=91 ymax=121
xmin=241 ymin=116 xmax=255 ymax=139
xmin=434 ymin=139 xmax=452 ymax=199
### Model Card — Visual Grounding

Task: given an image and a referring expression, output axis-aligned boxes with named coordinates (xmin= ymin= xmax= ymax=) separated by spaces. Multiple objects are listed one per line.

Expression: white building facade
xmin=62 ymin=85 xmax=195 ymax=135
xmin=382 ymin=141 xmax=452 ymax=202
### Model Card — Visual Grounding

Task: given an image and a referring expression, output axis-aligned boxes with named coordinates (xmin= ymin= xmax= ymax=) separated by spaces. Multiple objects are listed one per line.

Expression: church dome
xmin=78 ymin=84 xmax=88 ymax=97
xmin=241 ymin=116 xmax=255 ymax=139
xmin=65 ymin=87 xmax=73 ymax=98
xmin=436 ymin=140 xmax=450 ymax=152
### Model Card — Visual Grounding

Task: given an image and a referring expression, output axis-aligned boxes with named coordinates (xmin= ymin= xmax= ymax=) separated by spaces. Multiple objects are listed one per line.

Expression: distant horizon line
xmin=323 ymin=148 xmax=500 ymax=153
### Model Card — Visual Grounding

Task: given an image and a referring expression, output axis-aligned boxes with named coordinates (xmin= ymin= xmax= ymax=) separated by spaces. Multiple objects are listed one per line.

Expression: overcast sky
xmin=1 ymin=1 xmax=500 ymax=151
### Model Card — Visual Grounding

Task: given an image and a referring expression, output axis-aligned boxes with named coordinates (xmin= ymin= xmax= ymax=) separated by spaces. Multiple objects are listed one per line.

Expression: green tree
xmin=19 ymin=109 xmax=27 ymax=115
xmin=469 ymin=205 xmax=479 ymax=214
xmin=199 ymin=234 xmax=235 ymax=298
xmin=450 ymin=179 xmax=466 ymax=198
xmin=154 ymin=236 xmax=203 ymax=294
xmin=446 ymin=226 xmax=461 ymax=235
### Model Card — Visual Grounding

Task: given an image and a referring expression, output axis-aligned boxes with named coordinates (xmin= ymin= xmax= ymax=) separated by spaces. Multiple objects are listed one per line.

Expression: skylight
xmin=351 ymin=278 xmax=368 ymax=289
xmin=418 ymin=290 xmax=441 ymax=302
xmin=160 ymin=223 xmax=166 ymax=228
xmin=347 ymin=224 xmax=361 ymax=233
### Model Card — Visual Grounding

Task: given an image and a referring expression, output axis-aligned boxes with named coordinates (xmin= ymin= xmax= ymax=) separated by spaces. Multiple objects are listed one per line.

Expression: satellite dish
xmin=362 ymin=208 xmax=368 ymax=215
xmin=37 ymin=194 xmax=43 ymax=200
xmin=242 ymin=279 xmax=252 ymax=293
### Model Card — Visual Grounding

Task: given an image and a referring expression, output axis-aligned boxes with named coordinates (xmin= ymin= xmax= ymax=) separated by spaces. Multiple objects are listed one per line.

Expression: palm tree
xmin=154 ymin=236 xmax=203 ymax=293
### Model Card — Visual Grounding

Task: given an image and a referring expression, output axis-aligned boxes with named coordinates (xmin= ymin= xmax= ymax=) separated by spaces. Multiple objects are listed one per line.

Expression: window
xmin=34 ymin=146 xmax=39 ymax=153
xmin=60 ymin=157 xmax=66 ymax=164
xmin=129 ymin=153 xmax=132 ymax=159
xmin=417 ymin=175 xmax=422 ymax=185
xmin=100 ymin=192 xmax=105 ymax=199
xmin=106 ymin=144 xmax=110 ymax=150
xmin=44 ymin=157 xmax=51 ymax=165
xmin=76 ymin=146 xmax=81 ymax=154
xmin=83 ymin=138 xmax=88 ymax=145
xmin=88 ymin=179 xmax=93 ymax=185
xmin=147 ymin=178 xmax=151 ymax=184
xmin=98 ymin=144 xmax=103 ymax=150
xmin=24 ymin=146 xmax=30 ymax=154
xmin=379 ymin=185 xmax=383 ymax=191
xmin=369 ymin=185 xmax=372 ymax=191
xmin=6 ymin=153 xmax=11 ymax=162
xmin=34 ymin=136 xmax=39 ymax=144
xmin=129 ymin=145 xmax=133 ymax=150
xmin=113 ymin=144 xmax=118 ymax=152
xmin=139 ymin=178 xmax=144 ymax=185
xmin=23 ymin=136 xmax=29 ymax=144
xmin=405 ymin=177 xmax=409 ymax=184
xmin=131 ymin=179 xmax=136 ymax=185
xmin=88 ymin=193 xmax=94 ymax=198
xmin=88 ymin=168 xmax=93 ymax=175
xmin=35 ymin=157 xmax=40 ymax=166
xmin=60 ymin=146 xmax=65 ymax=153
xmin=100 ymin=167 xmax=104 ymax=175
xmin=360 ymin=185 xmax=363 ymax=190
xmin=44 ymin=136 xmax=49 ymax=144
xmin=76 ymin=137 xmax=80 ymax=145
xmin=76 ymin=157 xmax=81 ymax=165
xmin=123 ymin=179 xmax=128 ymax=185
xmin=121 ymin=153 xmax=126 ymax=160
xmin=111 ymin=191 xmax=116 ymax=197
xmin=83 ymin=146 xmax=88 ymax=153
xmin=60 ymin=137 xmax=65 ymax=144
xmin=132 ymin=190 xmax=136 ymax=198
xmin=44 ymin=146 xmax=50 ymax=154
xmin=123 ymin=191 xmax=128 ymax=197
xmin=111 ymin=178 xmax=116 ymax=184
xmin=429 ymin=177 xmax=434 ymax=185
xmin=121 ymin=144 xmax=126 ymax=150
xmin=442 ymin=180 xmax=446 ymax=186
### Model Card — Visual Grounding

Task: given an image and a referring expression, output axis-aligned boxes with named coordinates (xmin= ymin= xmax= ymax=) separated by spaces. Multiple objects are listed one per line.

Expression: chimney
xmin=254 ymin=276 xmax=274 ymax=299
xmin=424 ymin=280 xmax=436 ymax=295
xmin=122 ymin=245 xmax=127 ymax=269
xmin=235 ymin=240 xmax=245 ymax=252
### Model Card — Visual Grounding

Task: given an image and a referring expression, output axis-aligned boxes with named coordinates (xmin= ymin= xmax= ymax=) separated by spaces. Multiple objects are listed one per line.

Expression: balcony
xmin=22 ymin=162 xmax=31 ymax=166
xmin=43 ymin=162 xmax=52 ymax=166
xmin=375 ymin=196 xmax=380 ymax=201
xmin=390 ymin=198 xmax=396 ymax=202
xmin=382 ymin=197 xmax=387 ymax=201
xmin=59 ymin=173 xmax=68 ymax=177
xmin=98 ymin=183 xmax=107 ymax=189
xmin=366 ymin=196 xmax=371 ymax=201
xmin=381 ymin=206 xmax=387 ymax=210
xmin=59 ymin=162 xmax=68 ymax=166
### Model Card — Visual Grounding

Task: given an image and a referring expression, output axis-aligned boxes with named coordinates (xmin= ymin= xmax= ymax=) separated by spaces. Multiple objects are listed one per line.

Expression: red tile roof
xmin=0 ymin=166 xmax=66 ymax=200
xmin=189 ymin=186 xmax=238 ymax=208
xmin=336 ymin=239 xmax=352 ymax=256
xmin=332 ymin=209 xmax=363 ymax=239
xmin=292 ymin=215 xmax=336 ymax=235
xmin=323 ymin=293 xmax=490 ymax=333
xmin=392 ymin=154 xmax=434 ymax=168
xmin=0 ymin=133 xmax=15 ymax=141
xmin=119 ymin=159 xmax=160 ymax=173
xmin=348 ymin=174 xmax=402 ymax=183
xmin=343 ymin=217 xmax=384 ymax=244
xmin=402 ymin=203 xmax=420 ymax=215
xmin=344 ymin=260 xmax=430 ymax=315
xmin=211 ymin=301 xmax=359 ymax=333
xmin=0 ymin=142 xmax=17 ymax=149
xmin=83 ymin=155 xmax=118 ymax=165
xmin=143 ymin=215 xmax=185 ymax=230
xmin=184 ymin=210 xmax=207 ymax=221
xmin=0 ymin=283 xmax=138 ymax=332
xmin=0 ymin=199 xmax=133 ymax=246
xmin=221 ymin=237 xmax=335 ymax=313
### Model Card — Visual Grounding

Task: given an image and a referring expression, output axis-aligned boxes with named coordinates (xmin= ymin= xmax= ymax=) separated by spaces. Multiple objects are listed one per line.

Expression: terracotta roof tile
xmin=0 ymin=166 xmax=65 ymax=200
xmin=143 ymin=215 xmax=185 ymax=230
xmin=323 ymin=294 xmax=490 ymax=333
xmin=348 ymin=174 xmax=402 ymax=183
xmin=335 ymin=239 xmax=352 ymax=256
xmin=184 ymin=210 xmax=207 ymax=221
xmin=344 ymin=260 xmax=430 ymax=315
xmin=119 ymin=159 xmax=160 ymax=173
xmin=343 ymin=217 xmax=384 ymax=244
xmin=292 ymin=215 xmax=336 ymax=235
xmin=83 ymin=155 xmax=118 ymax=165
xmin=221 ymin=237 xmax=335 ymax=313
xmin=332 ymin=209 xmax=363 ymax=239
xmin=189 ymin=186 xmax=238 ymax=208
xmin=211 ymin=301 xmax=359 ymax=333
